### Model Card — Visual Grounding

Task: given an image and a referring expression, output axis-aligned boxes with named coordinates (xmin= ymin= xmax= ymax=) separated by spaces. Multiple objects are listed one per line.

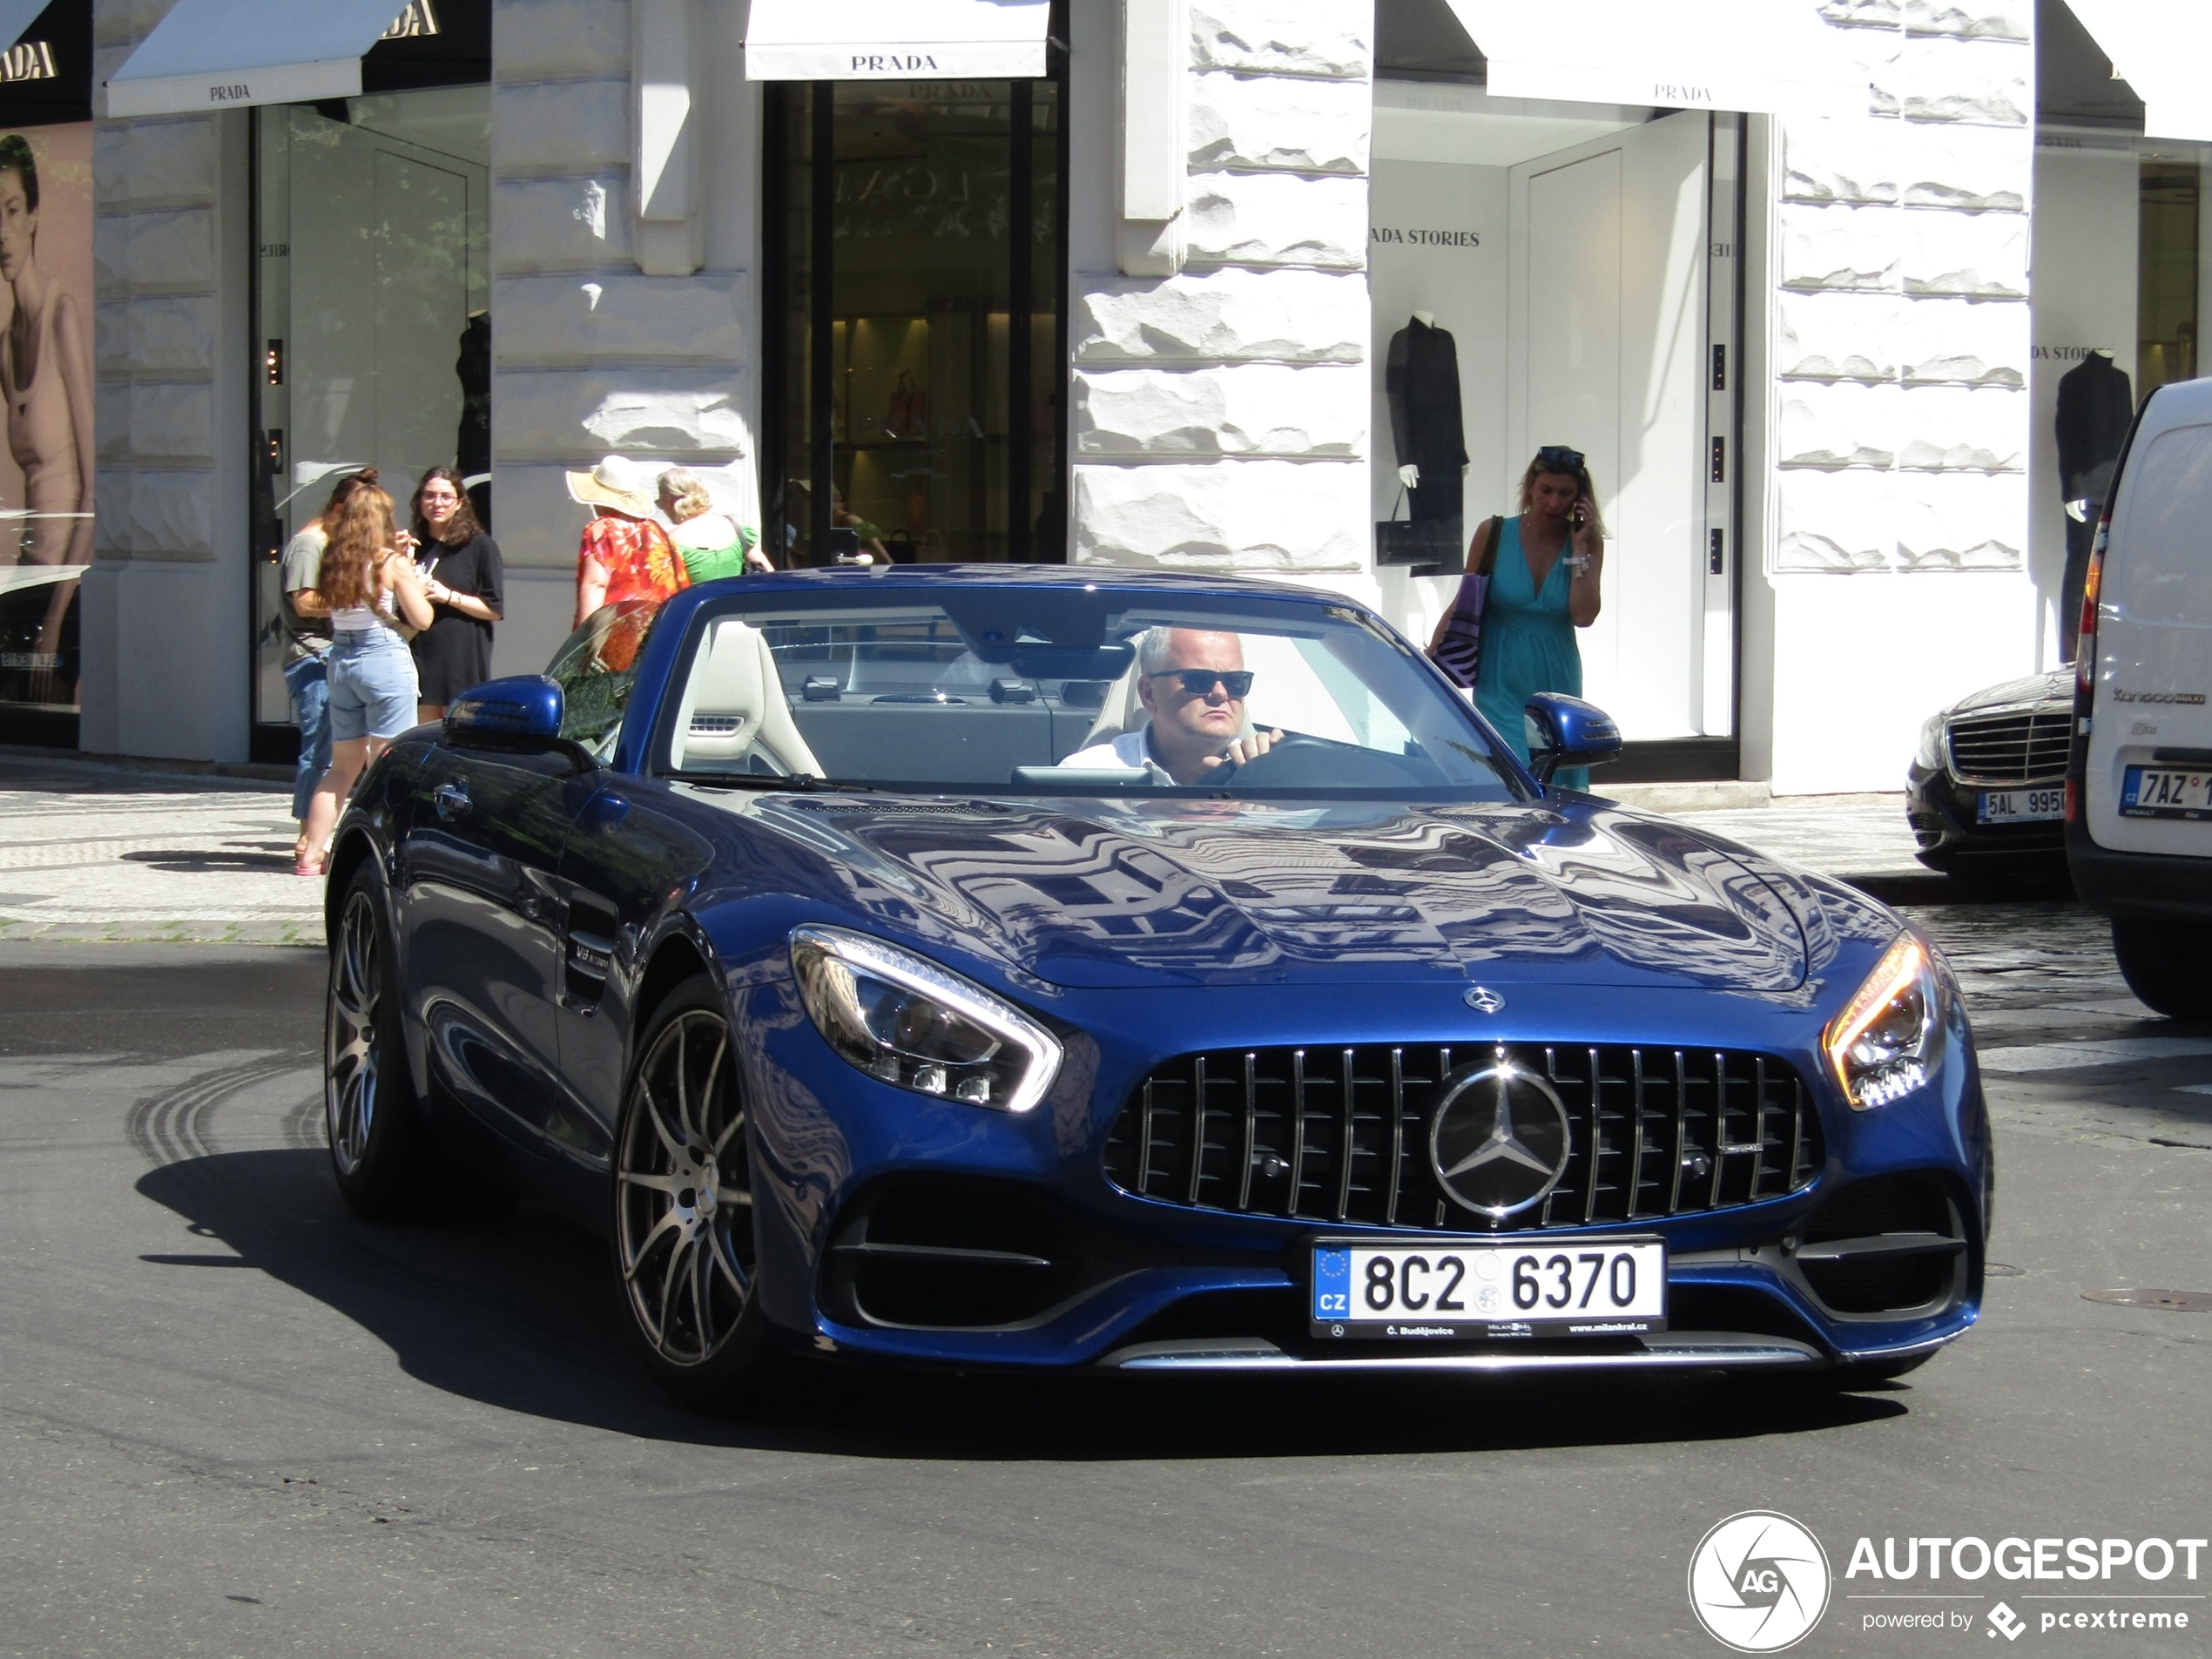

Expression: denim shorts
xmin=327 ymin=628 xmax=421 ymax=742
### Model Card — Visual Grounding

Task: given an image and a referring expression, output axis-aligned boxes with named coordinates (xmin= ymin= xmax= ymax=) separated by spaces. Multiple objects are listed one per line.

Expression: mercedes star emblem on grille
xmin=1427 ymin=1059 xmax=1572 ymax=1219
xmin=1463 ymin=985 xmax=1507 ymax=1014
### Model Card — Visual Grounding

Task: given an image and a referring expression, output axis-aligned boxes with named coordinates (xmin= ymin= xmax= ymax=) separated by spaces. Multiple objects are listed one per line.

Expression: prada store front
xmin=747 ymin=0 xmax=1069 ymax=569
xmin=106 ymin=0 xmax=490 ymax=765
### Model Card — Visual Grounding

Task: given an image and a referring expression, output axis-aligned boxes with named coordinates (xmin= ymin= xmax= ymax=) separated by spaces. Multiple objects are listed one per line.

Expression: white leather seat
xmin=668 ymin=620 xmax=824 ymax=776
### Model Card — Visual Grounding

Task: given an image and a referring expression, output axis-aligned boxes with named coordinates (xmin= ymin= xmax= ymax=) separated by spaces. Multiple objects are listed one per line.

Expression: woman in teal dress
xmin=1447 ymin=446 xmax=1607 ymax=789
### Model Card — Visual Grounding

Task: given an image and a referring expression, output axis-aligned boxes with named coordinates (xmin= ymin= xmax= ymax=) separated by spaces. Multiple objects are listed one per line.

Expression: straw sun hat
xmin=565 ymin=454 xmax=658 ymax=518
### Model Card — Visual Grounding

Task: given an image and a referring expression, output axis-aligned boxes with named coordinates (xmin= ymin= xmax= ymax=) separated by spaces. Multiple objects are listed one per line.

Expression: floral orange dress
xmin=579 ymin=513 xmax=687 ymax=670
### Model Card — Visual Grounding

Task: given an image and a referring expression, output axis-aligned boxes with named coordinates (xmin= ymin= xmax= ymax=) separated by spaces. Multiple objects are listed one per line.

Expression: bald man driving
xmin=1059 ymin=626 xmax=1281 ymax=785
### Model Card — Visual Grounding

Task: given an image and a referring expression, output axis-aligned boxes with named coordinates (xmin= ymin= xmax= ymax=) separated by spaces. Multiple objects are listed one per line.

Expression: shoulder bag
xmin=1426 ymin=515 xmax=1501 ymax=689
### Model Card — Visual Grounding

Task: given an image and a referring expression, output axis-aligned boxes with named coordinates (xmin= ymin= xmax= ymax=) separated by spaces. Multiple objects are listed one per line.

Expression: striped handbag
xmin=1426 ymin=514 xmax=1501 ymax=689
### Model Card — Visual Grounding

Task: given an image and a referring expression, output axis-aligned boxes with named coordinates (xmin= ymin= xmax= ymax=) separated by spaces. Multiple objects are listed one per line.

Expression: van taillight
xmin=2075 ymin=520 xmax=2107 ymax=697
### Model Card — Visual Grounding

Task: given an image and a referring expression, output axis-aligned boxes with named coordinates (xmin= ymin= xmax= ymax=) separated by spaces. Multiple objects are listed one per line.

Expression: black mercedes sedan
xmin=1907 ymin=669 xmax=2072 ymax=884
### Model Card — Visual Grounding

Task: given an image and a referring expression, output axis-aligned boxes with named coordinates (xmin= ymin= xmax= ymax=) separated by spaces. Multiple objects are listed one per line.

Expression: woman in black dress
xmin=406 ymin=464 xmax=503 ymax=721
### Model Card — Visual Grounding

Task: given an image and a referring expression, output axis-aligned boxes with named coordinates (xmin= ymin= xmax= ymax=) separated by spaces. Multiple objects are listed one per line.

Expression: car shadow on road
xmin=137 ymin=1147 xmax=1908 ymax=1460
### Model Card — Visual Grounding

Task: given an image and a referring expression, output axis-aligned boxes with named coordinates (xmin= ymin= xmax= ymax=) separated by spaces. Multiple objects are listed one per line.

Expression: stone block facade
xmin=83 ymin=0 xmax=252 ymax=759
xmin=1071 ymin=0 xmax=1372 ymax=576
xmin=1770 ymin=1 xmax=2033 ymax=576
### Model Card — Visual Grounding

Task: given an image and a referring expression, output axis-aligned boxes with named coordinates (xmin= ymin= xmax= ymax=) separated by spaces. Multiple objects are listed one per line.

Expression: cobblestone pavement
xmin=1674 ymin=793 xmax=1927 ymax=883
xmin=0 ymin=756 xmax=1943 ymax=949
xmin=1904 ymin=899 xmax=2212 ymax=1156
xmin=0 ymin=760 xmax=318 ymax=947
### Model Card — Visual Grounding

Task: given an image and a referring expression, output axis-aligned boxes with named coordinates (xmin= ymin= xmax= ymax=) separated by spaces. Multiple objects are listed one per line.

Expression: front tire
xmin=611 ymin=976 xmax=782 ymax=1411
xmin=2113 ymin=918 xmax=2212 ymax=1019
xmin=324 ymin=863 xmax=425 ymax=1217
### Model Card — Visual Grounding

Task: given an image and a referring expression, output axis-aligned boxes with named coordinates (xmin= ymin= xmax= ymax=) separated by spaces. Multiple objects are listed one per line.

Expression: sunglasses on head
xmin=1535 ymin=445 xmax=1585 ymax=472
xmin=1150 ymin=668 xmax=1255 ymax=698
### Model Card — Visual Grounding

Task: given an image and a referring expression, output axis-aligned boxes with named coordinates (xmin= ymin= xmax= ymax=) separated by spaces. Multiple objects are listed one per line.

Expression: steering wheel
xmin=1219 ymin=732 xmax=1420 ymax=789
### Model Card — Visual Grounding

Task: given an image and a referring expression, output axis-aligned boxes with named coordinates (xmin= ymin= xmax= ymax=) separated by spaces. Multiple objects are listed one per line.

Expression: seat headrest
xmin=670 ymin=620 xmax=824 ymax=777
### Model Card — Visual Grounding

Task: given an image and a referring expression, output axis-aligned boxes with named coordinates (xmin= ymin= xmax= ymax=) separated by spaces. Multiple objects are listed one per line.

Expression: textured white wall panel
xmin=1898 ymin=209 xmax=2028 ymax=296
xmin=1776 ymin=290 xmax=1904 ymax=381
xmin=1074 ymin=460 xmax=1369 ymax=571
xmin=1076 ymin=363 xmax=1366 ymax=458
xmin=1187 ymin=1 xmax=1368 ymax=78
xmin=1181 ymin=171 xmax=1368 ymax=270
xmin=1187 ymin=69 xmax=1368 ymax=175
xmin=1780 ymin=201 xmax=1901 ymax=292
xmin=1074 ymin=267 xmax=1367 ymax=364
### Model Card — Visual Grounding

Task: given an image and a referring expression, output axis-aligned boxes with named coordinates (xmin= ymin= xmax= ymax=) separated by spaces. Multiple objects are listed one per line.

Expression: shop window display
xmin=1368 ymin=64 xmax=1742 ymax=767
xmin=766 ymin=77 xmax=1066 ymax=567
xmin=0 ymin=0 xmax=91 ymax=746
xmin=251 ymin=84 xmax=489 ymax=739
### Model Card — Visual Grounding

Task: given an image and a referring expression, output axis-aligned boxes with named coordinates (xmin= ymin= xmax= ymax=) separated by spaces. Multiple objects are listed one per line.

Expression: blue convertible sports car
xmin=321 ymin=567 xmax=1988 ymax=1406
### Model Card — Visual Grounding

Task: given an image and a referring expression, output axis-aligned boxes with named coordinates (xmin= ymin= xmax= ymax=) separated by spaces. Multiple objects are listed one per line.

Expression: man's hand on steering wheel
xmin=1198 ymin=727 xmax=1285 ymax=776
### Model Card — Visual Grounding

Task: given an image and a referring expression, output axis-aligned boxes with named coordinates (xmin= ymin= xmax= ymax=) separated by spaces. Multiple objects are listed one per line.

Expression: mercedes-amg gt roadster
xmin=320 ymin=567 xmax=1987 ymax=1406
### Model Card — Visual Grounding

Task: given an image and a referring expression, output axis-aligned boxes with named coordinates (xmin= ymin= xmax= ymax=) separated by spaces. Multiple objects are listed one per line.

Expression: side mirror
xmin=1523 ymin=692 xmax=1622 ymax=786
xmin=445 ymin=675 xmax=566 ymax=754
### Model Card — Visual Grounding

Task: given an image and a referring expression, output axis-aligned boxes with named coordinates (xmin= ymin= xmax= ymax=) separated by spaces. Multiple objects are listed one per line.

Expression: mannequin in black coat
xmin=2056 ymin=351 xmax=2132 ymax=661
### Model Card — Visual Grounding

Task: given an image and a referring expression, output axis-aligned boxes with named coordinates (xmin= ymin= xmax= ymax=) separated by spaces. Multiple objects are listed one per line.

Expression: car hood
xmin=739 ymin=795 xmax=1811 ymax=993
xmin=1951 ymin=668 xmax=2072 ymax=716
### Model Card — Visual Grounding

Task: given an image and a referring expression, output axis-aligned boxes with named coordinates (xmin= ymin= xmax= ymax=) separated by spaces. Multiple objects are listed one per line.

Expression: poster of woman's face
xmin=0 ymin=120 xmax=92 ymax=713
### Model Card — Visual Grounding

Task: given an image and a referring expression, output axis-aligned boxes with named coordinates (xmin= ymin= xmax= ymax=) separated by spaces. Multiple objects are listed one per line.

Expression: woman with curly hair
xmin=294 ymin=483 xmax=432 ymax=875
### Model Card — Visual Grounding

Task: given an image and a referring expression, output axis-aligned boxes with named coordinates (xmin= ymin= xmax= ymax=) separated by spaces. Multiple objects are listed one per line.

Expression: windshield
xmin=651 ymin=588 xmax=1525 ymax=800
xmin=547 ymin=598 xmax=664 ymax=761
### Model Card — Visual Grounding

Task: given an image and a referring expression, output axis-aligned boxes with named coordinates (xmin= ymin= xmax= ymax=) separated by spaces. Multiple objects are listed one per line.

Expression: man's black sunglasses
xmin=1148 ymin=668 xmax=1255 ymax=698
xmin=1535 ymin=444 xmax=1585 ymax=472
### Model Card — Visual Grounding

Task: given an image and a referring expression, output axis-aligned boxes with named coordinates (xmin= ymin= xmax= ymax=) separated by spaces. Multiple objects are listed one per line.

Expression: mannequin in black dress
xmin=406 ymin=464 xmax=503 ymax=721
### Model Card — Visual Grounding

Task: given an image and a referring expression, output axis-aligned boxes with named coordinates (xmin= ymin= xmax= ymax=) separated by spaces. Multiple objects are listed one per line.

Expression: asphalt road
xmin=2 ymin=907 xmax=2208 ymax=1659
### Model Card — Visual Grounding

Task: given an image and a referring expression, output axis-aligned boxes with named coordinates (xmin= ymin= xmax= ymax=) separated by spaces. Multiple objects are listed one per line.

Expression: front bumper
xmin=1906 ymin=759 xmax=2065 ymax=870
xmin=736 ymin=974 xmax=1989 ymax=1378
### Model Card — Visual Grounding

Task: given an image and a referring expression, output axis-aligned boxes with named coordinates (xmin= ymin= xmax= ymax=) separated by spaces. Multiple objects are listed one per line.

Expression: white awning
xmin=2066 ymin=0 xmax=2212 ymax=144
xmin=744 ymin=0 xmax=1051 ymax=81
xmin=105 ymin=0 xmax=415 ymax=119
xmin=0 ymin=0 xmax=48 ymax=53
xmin=1445 ymin=0 xmax=1865 ymax=120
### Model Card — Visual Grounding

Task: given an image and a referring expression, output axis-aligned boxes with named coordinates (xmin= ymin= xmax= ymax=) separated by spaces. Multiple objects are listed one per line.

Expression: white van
xmin=2068 ymin=374 xmax=2212 ymax=1018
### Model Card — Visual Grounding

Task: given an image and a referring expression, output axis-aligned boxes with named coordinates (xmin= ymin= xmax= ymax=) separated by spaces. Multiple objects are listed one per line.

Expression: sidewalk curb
xmin=0 ymin=744 xmax=292 ymax=791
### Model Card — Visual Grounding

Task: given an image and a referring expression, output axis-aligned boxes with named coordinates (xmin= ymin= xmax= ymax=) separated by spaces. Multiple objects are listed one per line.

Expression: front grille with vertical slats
xmin=1100 ymin=1044 xmax=1824 ymax=1231
xmin=1945 ymin=708 xmax=2071 ymax=786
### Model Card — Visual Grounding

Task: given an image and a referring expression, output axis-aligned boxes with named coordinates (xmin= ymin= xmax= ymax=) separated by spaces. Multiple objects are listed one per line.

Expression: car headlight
xmin=1913 ymin=713 xmax=1946 ymax=772
xmin=788 ymin=926 xmax=1062 ymax=1113
xmin=1823 ymin=932 xmax=1945 ymax=1109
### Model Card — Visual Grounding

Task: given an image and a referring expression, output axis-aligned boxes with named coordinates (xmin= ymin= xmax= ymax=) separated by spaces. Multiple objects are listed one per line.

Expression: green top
xmin=676 ymin=524 xmax=761 ymax=584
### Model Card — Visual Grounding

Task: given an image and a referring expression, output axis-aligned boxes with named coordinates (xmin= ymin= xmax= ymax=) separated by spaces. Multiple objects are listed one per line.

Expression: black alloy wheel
xmin=611 ymin=976 xmax=781 ymax=1408
xmin=325 ymin=863 xmax=424 ymax=1217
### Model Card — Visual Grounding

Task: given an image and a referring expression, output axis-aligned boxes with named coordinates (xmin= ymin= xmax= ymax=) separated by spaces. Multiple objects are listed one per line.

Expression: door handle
xmin=432 ymin=782 xmax=472 ymax=819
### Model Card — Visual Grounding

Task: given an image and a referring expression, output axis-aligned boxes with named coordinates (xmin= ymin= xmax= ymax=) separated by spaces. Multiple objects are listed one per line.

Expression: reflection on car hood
xmin=743 ymin=796 xmax=1811 ymax=992
xmin=1951 ymin=668 xmax=2072 ymax=716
